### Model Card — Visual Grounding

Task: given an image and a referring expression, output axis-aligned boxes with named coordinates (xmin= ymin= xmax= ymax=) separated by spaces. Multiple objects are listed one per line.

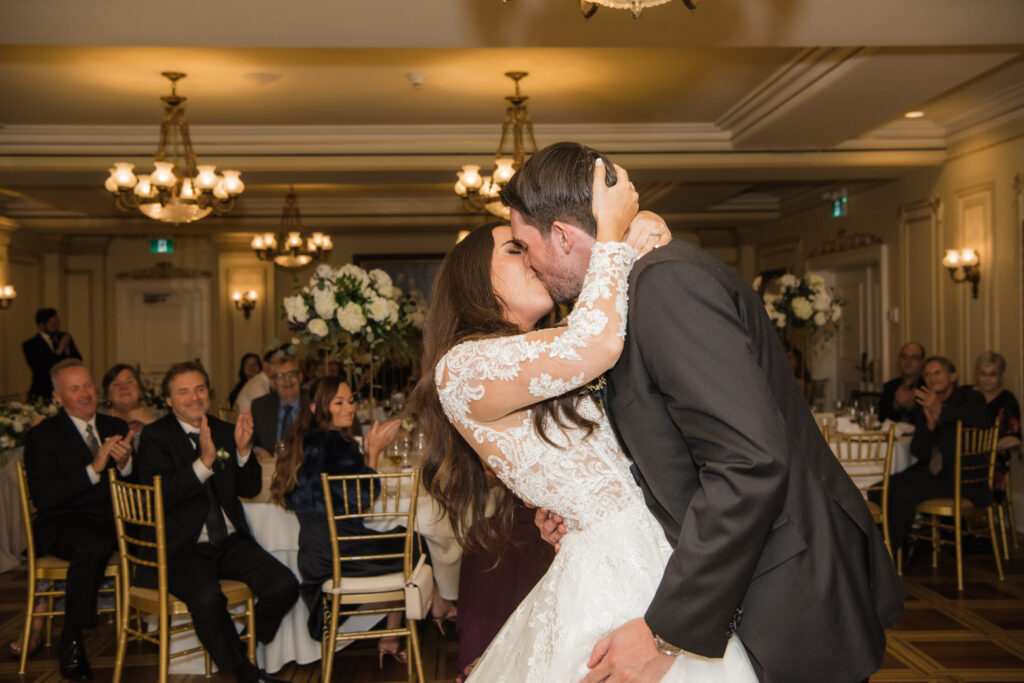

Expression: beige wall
xmin=751 ymin=133 xmax=1024 ymax=522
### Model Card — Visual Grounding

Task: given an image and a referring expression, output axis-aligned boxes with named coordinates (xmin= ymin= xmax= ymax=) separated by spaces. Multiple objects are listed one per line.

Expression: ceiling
xmin=1 ymin=0 xmax=1022 ymax=242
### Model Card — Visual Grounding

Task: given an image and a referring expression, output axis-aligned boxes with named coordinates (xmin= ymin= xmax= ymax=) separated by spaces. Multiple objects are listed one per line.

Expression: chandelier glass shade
xmin=455 ymin=71 xmax=538 ymax=219
xmin=105 ymin=72 xmax=244 ymax=224
xmin=250 ymin=188 xmax=333 ymax=268
xmin=575 ymin=0 xmax=700 ymax=19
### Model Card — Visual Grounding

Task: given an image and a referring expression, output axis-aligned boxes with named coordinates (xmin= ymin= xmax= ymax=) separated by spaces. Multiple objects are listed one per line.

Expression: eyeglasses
xmin=273 ymin=370 xmax=299 ymax=380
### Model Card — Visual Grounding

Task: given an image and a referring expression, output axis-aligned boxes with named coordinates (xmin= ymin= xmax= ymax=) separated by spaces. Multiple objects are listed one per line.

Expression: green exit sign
xmin=150 ymin=239 xmax=174 ymax=254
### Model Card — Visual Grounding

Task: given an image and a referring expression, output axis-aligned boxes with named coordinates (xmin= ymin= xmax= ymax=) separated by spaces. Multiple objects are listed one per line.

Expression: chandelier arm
xmin=496 ymin=107 xmax=516 ymax=159
xmin=177 ymin=112 xmax=199 ymax=178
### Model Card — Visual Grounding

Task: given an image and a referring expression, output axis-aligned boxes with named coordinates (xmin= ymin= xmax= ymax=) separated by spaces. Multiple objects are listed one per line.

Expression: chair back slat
xmin=956 ymin=419 xmax=1000 ymax=491
xmin=108 ymin=472 xmax=169 ymax=593
xmin=321 ymin=470 xmax=419 ymax=585
xmin=825 ymin=426 xmax=895 ymax=496
xmin=14 ymin=461 xmax=38 ymax=564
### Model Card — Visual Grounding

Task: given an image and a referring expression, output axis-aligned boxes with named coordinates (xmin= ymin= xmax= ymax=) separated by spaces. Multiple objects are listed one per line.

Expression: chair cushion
xmin=916 ymin=497 xmax=978 ymax=515
xmin=865 ymin=499 xmax=882 ymax=521
xmin=129 ymin=579 xmax=253 ymax=614
xmin=321 ymin=572 xmax=405 ymax=595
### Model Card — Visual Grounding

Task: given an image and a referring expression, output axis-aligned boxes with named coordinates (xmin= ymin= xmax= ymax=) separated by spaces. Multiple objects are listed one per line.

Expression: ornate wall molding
xmin=116 ymin=261 xmax=212 ymax=280
xmin=808 ymin=229 xmax=883 ymax=257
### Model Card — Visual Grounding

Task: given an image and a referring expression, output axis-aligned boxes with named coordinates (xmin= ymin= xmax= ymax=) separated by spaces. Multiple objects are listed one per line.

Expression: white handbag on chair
xmin=404 ymin=555 xmax=433 ymax=620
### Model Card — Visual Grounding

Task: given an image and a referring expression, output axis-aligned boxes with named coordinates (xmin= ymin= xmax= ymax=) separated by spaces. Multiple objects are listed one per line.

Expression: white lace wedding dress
xmin=436 ymin=242 xmax=757 ymax=682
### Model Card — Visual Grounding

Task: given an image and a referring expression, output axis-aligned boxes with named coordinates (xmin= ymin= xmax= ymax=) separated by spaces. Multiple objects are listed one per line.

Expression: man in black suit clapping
xmin=136 ymin=362 xmax=297 ymax=683
xmin=24 ymin=359 xmax=133 ymax=680
xmin=22 ymin=308 xmax=82 ymax=401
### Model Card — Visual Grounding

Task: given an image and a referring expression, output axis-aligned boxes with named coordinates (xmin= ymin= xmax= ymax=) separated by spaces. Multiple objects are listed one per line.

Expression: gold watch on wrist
xmin=653 ymin=634 xmax=685 ymax=657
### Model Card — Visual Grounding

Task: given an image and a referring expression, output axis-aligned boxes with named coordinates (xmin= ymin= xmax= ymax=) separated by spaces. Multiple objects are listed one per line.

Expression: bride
xmin=413 ymin=160 xmax=757 ymax=682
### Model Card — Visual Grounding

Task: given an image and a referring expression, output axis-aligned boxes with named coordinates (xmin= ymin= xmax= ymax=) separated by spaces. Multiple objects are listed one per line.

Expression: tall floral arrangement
xmin=754 ymin=272 xmax=843 ymax=352
xmin=0 ymin=399 xmax=59 ymax=463
xmin=281 ymin=263 xmax=426 ymax=381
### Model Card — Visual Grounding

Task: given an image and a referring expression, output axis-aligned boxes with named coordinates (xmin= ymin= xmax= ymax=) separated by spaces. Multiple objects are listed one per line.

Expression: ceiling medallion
xmin=105 ymin=72 xmax=244 ymax=224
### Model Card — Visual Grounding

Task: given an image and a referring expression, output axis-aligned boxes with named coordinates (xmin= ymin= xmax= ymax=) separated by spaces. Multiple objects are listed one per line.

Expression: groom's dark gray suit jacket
xmin=605 ymin=240 xmax=905 ymax=683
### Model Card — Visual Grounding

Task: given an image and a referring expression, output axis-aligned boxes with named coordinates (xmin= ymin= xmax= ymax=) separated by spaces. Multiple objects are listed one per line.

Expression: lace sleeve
xmin=436 ymin=241 xmax=636 ymax=426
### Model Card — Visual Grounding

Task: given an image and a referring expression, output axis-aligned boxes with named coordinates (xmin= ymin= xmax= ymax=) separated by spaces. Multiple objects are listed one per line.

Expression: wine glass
xmin=399 ymin=437 xmax=412 ymax=471
xmin=386 ymin=440 xmax=403 ymax=467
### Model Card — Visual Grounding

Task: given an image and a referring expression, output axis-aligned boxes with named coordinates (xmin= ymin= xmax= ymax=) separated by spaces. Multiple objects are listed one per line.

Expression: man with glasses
xmin=251 ymin=356 xmax=306 ymax=458
xmin=879 ymin=342 xmax=927 ymax=423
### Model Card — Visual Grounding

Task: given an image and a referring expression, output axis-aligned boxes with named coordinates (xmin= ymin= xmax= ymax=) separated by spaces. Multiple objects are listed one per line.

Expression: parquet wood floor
xmin=1 ymin=537 xmax=1020 ymax=682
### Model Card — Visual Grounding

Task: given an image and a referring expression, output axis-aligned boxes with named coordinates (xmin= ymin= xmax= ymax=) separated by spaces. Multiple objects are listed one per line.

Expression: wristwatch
xmin=653 ymin=634 xmax=685 ymax=657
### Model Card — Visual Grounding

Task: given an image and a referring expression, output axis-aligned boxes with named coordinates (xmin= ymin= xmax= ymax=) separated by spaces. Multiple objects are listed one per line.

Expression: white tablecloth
xmin=0 ymin=447 xmax=27 ymax=573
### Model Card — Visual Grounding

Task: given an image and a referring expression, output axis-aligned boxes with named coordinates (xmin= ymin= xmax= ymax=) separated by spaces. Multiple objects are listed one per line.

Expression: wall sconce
xmin=232 ymin=290 xmax=257 ymax=319
xmin=941 ymin=248 xmax=980 ymax=299
xmin=0 ymin=285 xmax=15 ymax=310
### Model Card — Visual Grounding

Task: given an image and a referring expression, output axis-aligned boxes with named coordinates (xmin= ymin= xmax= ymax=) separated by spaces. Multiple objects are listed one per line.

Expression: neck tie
xmin=84 ymin=423 xmax=99 ymax=456
xmin=279 ymin=404 xmax=294 ymax=441
xmin=189 ymin=431 xmax=229 ymax=547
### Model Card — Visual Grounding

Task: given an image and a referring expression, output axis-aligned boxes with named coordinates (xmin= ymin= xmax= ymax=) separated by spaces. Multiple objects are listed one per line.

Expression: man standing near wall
xmin=23 ymin=308 xmax=82 ymax=401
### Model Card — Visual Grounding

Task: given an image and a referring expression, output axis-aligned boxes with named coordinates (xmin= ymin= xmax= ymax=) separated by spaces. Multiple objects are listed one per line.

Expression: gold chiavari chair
xmin=824 ymin=426 xmax=895 ymax=557
xmin=108 ymin=471 xmax=256 ymax=683
xmin=995 ymin=464 xmax=1018 ymax=559
xmin=904 ymin=421 xmax=1003 ymax=591
xmin=320 ymin=470 xmax=430 ymax=683
xmin=14 ymin=460 xmax=121 ymax=674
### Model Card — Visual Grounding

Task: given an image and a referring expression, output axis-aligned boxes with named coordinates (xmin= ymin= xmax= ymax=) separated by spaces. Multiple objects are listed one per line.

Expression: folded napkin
xmin=880 ymin=420 xmax=915 ymax=438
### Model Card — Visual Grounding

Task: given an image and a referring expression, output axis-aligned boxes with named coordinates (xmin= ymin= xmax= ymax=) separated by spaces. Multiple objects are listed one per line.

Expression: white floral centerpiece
xmin=282 ymin=263 xmax=426 ymax=379
xmin=0 ymin=399 xmax=59 ymax=464
xmin=754 ymin=271 xmax=844 ymax=351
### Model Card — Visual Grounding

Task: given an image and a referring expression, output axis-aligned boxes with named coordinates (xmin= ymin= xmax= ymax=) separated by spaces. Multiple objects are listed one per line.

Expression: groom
xmin=502 ymin=142 xmax=905 ymax=683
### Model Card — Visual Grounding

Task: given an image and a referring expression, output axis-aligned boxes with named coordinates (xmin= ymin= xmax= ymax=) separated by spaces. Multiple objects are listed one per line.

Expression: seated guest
xmin=136 ymin=362 xmax=298 ymax=683
xmin=270 ymin=377 xmax=421 ymax=663
xmin=22 ymin=308 xmax=82 ymax=401
xmin=236 ymin=348 xmax=282 ymax=413
xmin=881 ymin=356 xmax=993 ymax=554
xmin=229 ymin=353 xmax=262 ymax=409
xmin=24 ymin=359 xmax=133 ymax=680
xmin=251 ymin=355 xmax=305 ymax=458
xmin=879 ymin=342 xmax=926 ymax=423
xmin=974 ymin=351 xmax=1022 ymax=499
xmin=101 ymin=363 xmax=158 ymax=436
xmin=456 ymin=491 xmax=554 ymax=682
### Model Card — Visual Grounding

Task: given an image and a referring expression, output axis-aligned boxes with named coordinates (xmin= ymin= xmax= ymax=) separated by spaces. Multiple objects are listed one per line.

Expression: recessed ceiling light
xmin=904 ymin=111 xmax=925 ymax=119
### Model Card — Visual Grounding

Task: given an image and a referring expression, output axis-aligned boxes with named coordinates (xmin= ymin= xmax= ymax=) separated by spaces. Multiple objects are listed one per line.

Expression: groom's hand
xmin=534 ymin=507 xmax=567 ymax=553
xmin=582 ymin=618 xmax=674 ymax=683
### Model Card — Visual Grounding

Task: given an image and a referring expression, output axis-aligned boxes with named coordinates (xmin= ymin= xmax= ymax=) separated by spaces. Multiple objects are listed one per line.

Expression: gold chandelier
xmin=105 ymin=72 xmax=244 ymax=224
xmin=455 ymin=71 xmax=537 ymax=219
xmin=250 ymin=187 xmax=333 ymax=268
xmin=502 ymin=0 xmax=700 ymax=20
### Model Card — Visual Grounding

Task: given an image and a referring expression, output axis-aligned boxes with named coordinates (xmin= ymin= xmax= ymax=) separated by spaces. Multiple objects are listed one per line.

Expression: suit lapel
xmin=56 ymin=411 xmax=92 ymax=465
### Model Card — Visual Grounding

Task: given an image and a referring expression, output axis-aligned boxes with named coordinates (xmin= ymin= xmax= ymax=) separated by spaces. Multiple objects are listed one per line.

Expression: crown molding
xmin=944 ymin=80 xmax=1024 ymax=144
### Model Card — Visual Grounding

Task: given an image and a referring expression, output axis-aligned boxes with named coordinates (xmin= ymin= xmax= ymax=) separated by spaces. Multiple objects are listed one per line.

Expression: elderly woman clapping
xmin=974 ymin=351 xmax=1021 ymax=495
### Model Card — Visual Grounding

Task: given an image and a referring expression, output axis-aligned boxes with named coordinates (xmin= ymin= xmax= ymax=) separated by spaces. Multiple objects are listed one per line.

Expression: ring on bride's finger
xmin=650 ymin=229 xmax=661 ymax=237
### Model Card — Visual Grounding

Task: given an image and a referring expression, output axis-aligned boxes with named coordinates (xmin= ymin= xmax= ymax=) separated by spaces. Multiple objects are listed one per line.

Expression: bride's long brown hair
xmin=411 ymin=222 xmax=599 ymax=555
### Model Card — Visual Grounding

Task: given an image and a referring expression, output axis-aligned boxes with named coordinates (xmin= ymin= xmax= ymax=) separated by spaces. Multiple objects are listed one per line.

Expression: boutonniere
xmin=578 ymin=374 xmax=606 ymax=398
xmin=214 ymin=447 xmax=231 ymax=472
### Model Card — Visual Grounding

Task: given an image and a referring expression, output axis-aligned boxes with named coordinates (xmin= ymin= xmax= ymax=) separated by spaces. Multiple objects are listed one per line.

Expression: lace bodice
xmin=436 ymin=242 xmax=644 ymax=527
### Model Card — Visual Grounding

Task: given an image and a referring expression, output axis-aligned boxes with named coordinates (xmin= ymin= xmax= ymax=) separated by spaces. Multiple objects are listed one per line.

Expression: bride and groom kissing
xmin=413 ymin=142 xmax=904 ymax=682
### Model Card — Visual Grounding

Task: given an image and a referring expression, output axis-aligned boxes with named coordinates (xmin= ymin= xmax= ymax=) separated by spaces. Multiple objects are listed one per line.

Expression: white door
xmin=808 ymin=245 xmax=888 ymax=408
xmin=115 ymin=278 xmax=212 ymax=386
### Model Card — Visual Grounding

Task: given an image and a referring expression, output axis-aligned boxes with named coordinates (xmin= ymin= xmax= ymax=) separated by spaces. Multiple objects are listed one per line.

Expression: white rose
xmin=812 ymin=292 xmax=832 ymax=311
xmin=778 ymin=274 xmax=799 ymax=289
xmin=752 ymin=275 xmax=762 ymax=291
xmin=792 ymin=296 xmax=813 ymax=320
xmin=391 ymin=285 xmax=403 ymax=299
xmin=368 ymin=269 xmax=393 ymax=294
xmin=313 ymin=287 xmax=338 ymax=320
xmin=336 ymin=264 xmax=370 ymax=290
xmin=814 ymin=311 xmax=827 ymax=326
xmin=763 ymin=293 xmax=780 ymax=306
xmin=283 ymin=295 xmax=309 ymax=324
xmin=805 ymin=273 xmax=826 ymax=291
xmin=314 ymin=263 xmax=334 ymax=281
xmin=307 ymin=318 xmax=329 ymax=338
xmin=336 ymin=302 xmax=367 ymax=335
xmin=367 ymin=295 xmax=392 ymax=323
xmin=831 ymin=303 xmax=842 ymax=321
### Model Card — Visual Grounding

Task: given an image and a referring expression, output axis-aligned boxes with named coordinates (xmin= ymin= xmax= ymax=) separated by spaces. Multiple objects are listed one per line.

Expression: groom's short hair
xmin=500 ymin=141 xmax=616 ymax=239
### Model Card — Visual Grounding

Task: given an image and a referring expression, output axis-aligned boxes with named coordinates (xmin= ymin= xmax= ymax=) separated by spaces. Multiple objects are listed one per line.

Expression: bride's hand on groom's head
xmin=592 ymin=158 xmax=639 ymax=244
xmin=534 ymin=507 xmax=567 ymax=553
xmin=624 ymin=211 xmax=672 ymax=257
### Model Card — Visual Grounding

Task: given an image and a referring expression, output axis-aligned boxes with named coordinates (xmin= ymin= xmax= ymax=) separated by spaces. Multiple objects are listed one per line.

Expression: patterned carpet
xmin=0 ymin=537 xmax=1020 ymax=682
